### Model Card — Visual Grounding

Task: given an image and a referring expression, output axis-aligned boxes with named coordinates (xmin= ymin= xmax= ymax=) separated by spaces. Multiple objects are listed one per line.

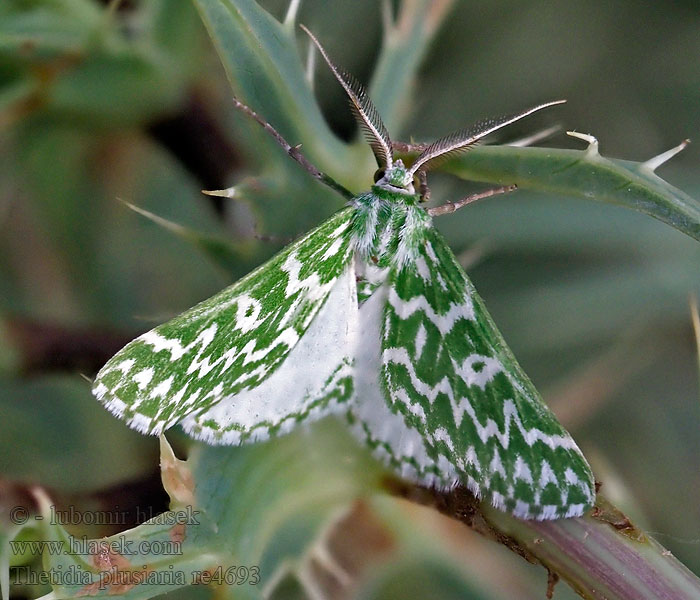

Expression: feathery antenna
xmin=301 ymin=24 xmax=394 ymax=170
xmin=408 ymin=100 xmax=566 ymax=177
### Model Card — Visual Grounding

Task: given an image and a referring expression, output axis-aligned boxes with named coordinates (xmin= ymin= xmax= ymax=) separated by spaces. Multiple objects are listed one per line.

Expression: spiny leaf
xmin=397 ymin=142 xmax=700 ymax=242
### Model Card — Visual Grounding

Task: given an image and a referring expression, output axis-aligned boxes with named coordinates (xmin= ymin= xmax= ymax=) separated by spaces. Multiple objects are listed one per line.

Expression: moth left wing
xmin=380 ymin=228 xmax=595 ymax=520
xmin=93 ymin=208 xmax=356 ymax=444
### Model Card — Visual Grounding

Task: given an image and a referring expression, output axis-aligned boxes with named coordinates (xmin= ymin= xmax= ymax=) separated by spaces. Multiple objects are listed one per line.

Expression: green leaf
xmin=192 ymin=0 xmax=355 ymax=179
xmin=0 ymin=0 xmax=102 ymax=60
xmin=144 ymin=0 xmax=206 ymax=74
xmin=36 ymin=420 xmax=387 ymax=599
xmin=46 ymin=49 xmax=183 ymax=126
xmin=0 ymin=0 xmax=201 ymax=128
xmin=429 ymin=143 xmax=700 ymax=242
xmin=355 ymin=557 xmax=491 ymax=600
xmin=0 ymin=376 xmax=156 ymax=493
xmin=369 ymin=0 xmax=455 ymax=136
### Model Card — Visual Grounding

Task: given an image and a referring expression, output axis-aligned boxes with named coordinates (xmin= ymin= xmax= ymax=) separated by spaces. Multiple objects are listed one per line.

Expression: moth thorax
xmin=350 ymin=197 xmax=430 ymax=270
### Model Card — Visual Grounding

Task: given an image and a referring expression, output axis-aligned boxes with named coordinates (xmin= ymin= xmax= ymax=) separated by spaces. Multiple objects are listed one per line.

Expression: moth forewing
xmin=93 ymin=209 xmax=356 ymax=441
xmin=380 ymin=228 xmax=595 ymax=519
xmin=181 ymin=262 xmax=358 ymax=444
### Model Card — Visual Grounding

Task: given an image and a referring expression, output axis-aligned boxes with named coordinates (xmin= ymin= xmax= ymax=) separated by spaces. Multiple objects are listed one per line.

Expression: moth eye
xmin=373 ymin=169 xmax=385 ymax=183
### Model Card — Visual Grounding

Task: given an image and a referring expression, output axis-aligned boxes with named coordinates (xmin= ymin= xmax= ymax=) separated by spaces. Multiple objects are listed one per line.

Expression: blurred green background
xmin=1 ymin=1 xmax=699 ymax=598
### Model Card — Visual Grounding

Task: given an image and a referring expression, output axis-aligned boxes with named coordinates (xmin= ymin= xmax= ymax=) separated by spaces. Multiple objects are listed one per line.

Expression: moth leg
xmin=427 ymin=184 xmax=517 ymax=216
xmin=231 ymin=97 xmax=354 ymax=200
xmin=417 ymin=169 xmax=431 ymax=203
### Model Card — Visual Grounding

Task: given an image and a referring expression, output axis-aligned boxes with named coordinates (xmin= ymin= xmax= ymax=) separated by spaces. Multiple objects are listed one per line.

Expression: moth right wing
xmin=378 ymin=230 xmax=595 ymax=520
xmin=93 ymin=208 xmax=356 ymax=444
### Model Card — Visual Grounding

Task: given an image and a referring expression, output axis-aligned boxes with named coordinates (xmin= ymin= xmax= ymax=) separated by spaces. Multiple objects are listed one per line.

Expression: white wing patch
xmin=414 ymin=323 xmax=427 ymax=359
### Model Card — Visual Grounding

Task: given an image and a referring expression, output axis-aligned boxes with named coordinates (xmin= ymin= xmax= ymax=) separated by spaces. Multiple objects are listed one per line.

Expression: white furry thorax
xmin=349 ymin=185 xmax=432 ymax=270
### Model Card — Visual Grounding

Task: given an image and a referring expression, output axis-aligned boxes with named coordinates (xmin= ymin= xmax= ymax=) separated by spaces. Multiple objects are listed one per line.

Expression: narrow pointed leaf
xmin=122 ymin=201 xmax=255 ymax=276
xmin=368 ymin=0 xmax=456 ymax=136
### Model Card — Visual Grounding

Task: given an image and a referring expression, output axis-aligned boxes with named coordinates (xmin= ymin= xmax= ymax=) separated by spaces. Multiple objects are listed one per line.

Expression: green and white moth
xmin=93 ymin=27 xmax=595 ymax=520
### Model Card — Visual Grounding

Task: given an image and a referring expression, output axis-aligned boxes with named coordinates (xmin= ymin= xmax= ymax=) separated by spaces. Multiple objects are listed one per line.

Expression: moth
xmin=93 ymin=27 xmax=595 ymax=520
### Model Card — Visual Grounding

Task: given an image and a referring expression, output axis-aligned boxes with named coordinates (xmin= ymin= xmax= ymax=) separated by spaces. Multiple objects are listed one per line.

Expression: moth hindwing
xmin=93 ymin=27 xmax=594 ymax=520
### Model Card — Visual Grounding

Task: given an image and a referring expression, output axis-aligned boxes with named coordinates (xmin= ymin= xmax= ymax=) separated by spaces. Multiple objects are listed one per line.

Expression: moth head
xmin=373 ymin=160 xmax=415 ymax=194
xmin=386 ymin=160 xmax=409 ymax=186
xmin=302 ymin=26 xmax=565 ymax=196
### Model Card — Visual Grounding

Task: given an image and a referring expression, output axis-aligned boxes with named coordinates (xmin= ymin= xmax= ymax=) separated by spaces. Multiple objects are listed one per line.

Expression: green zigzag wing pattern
xmin=380 ymin=227 xmax=595 ymax=520
xmin=93 ymin=208 xmax=355 ymax=443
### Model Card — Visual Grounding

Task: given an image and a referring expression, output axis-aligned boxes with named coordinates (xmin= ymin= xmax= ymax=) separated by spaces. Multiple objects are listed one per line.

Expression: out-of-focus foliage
xmin=1 ymin=1 xmax=699 ymax=599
